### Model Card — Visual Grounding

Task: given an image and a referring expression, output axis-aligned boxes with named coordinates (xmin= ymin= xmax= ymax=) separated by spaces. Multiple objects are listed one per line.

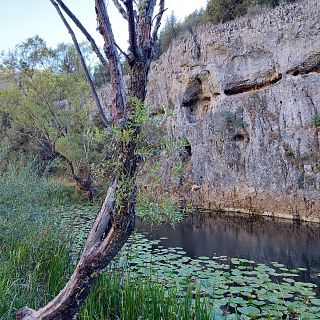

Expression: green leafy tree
xmin=92 ymin=61 xmax=111 ymax=87
xmin=204 ymin=0 xmax=242 ymax=24
xmin=16 ymin=0 xmax=168 ymax=318
xmin=155 ymin=10 xmax=205 ymax=57
xmin=180 ymin=9 xmax=204 ymax=32
xmin=0 ymin=37 xmax=107 ymax=198
xmin=155 ymin=12 xmax=180 ymax=57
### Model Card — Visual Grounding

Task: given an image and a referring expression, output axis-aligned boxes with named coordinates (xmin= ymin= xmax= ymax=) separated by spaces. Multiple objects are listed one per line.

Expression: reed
xmin=81 ymin=270 xmax=210 ymax=320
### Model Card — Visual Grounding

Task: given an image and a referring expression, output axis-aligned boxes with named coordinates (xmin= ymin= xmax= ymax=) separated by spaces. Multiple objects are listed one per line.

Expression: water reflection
xmin=139 ymin=211 xmax=320 ymax=283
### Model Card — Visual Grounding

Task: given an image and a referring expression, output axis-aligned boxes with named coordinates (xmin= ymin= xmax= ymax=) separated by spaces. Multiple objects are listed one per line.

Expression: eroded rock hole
xmin=185 ymin=143 xmax=192 ymax=156
xmin=182 ymin=78 xmax=212 ymax=123
xmin=224 ymin=73 xmax=282 ymax=96
xmin=179 ymin=138 xmax=192 ymax=161
xmin=286 ymin=54 xmax=320 ymax=76
xmin=233 ymin=134 xmax=245 ymax=142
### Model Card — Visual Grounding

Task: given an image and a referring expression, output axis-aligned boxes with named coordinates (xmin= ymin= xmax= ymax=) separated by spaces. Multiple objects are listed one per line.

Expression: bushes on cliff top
xmin=156 ymin=0 xmax=300 ymax=57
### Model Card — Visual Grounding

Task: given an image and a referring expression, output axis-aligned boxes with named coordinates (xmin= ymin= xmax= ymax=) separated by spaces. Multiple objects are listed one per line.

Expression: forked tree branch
xmin=55 ymin=0 xmax=109 ymax=71
xmin=112 ymin=0 xmax=128 ymax=20
xmin=124 ymin=0 xmax=140 ymax=60
xmin=17 ymin=1 xmax=166 ymax=318
xmin=151 ymin=0 xmax=165 ymax=49
xmin=50 ymin=0 xmax=110 ymax=127
xmin=95 ymin=0 xmax=126 ymax=121
xmin=135 ymin=0 xmax=156 ymax=55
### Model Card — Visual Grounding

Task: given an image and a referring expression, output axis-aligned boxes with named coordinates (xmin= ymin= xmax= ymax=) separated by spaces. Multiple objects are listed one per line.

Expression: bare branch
xmin=54 ymin=0 xmax=109 ymax=71
xmin=151 ymin=0 xmax=165 ymax=49
xmin=114 ymin=42 xmax=131 ymax=61
xmin=146 ymin=0 xmax=157 ymax=19
xmin=152 ymin=6 xmax=167 ymax=23
xmin=124 ymin=0 xmax=140 ymax=60
xmin=51 ymin=0 xmax=110 ymax=127
xmin=112 ymin=0 xmax=128 ymax=20
xmin=95 ymin=0 xmax=126 ymax=121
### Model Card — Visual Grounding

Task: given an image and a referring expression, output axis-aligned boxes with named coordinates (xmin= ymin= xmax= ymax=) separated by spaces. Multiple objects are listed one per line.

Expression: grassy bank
xmin=82 ymin=271 xmax=210 ymax=320
xmin=0 ymin=161 xmax=74 ymax=319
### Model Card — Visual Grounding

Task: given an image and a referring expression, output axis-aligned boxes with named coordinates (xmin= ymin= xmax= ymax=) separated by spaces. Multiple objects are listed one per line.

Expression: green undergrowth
xmin=0 ymin=161 xmax=211 ymax=320
xmin=0 ymin=161 xmax=75 ymax=319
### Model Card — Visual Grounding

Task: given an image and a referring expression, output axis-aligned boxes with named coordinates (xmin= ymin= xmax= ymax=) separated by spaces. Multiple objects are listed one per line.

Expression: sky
xmin=0 ymin=0 xmax=207 ymax=53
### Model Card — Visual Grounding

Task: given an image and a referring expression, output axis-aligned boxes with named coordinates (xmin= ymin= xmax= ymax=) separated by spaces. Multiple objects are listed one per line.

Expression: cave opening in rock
xmin=182 ymin=77 xmax=212 ymax=123
xmin=185 ymin=143 xmax=192 ymax=156
xmin=233 ymin=134 xmax=245 ymax=142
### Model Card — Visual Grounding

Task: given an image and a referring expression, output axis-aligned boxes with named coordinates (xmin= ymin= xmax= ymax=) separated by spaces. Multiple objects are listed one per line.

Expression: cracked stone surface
xmin=102 ymin=0 xmax=320 ymax=221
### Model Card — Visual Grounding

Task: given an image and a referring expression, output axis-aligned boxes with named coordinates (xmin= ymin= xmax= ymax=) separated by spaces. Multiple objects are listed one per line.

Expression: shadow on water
xmin=138 ymin=211 xmax=320 ymax=287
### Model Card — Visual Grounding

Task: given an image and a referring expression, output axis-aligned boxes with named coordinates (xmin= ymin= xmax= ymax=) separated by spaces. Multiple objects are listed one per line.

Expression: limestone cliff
xmin=144 ymin=0 xmax=320 ymax=222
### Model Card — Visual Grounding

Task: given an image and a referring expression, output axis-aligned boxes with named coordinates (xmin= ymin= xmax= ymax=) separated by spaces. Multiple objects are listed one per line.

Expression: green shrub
xmin=222 ymin=108 xmax=247 ymax=129
xmin=285 ymin=149 xmax=294 ymax=158
xmin=311 ymin=115 xmax=320 ymax=127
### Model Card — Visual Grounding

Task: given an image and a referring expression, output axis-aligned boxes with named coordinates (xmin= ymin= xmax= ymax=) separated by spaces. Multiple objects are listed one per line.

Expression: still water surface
xmin=139 ymin=211 xmax=320 ymax=285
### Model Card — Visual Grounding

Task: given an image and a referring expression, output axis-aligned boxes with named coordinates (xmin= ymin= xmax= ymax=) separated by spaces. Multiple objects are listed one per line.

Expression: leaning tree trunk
xmin=17 ymin=0 xmax=165 ymax=319
xmin=17 ymin=172 xmax=136 ymax=320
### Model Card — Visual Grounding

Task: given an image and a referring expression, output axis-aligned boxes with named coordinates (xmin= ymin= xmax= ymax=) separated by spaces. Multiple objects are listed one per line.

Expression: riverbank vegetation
xmin=0 ymin=160 xmax=209 ymax=320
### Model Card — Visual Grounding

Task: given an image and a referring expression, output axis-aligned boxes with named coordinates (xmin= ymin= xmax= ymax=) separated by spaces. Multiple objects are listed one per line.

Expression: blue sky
xmin=0 ymin=0 xmax=206 ymax=53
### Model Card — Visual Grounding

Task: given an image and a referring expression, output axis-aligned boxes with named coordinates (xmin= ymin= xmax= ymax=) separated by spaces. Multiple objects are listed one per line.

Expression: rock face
xmin=144 ymin=0 xmax=320 ymax=222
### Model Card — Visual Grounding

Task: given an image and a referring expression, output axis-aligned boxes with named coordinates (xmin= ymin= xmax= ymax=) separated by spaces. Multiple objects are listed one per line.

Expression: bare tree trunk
xmin=17 ymin=1 xmax=165 ymax=319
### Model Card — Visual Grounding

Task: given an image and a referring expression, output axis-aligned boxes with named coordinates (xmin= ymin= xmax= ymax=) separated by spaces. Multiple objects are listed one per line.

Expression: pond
xmin=139 ymin=211 xmax=320 ymax=288
xmin=59 ymin=205 xmax=320 ymax=319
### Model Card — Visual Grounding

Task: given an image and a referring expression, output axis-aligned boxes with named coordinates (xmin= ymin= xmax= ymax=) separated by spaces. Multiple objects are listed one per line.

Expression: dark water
xmin=139 ymin=211 xmax=320 ymax=285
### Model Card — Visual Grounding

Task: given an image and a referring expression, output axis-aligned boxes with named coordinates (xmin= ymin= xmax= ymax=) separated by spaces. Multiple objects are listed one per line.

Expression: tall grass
xmin=0 ymin=160 xmax=72 ymax=319
xmin=82 ymin=271 xmax=211 ymax=320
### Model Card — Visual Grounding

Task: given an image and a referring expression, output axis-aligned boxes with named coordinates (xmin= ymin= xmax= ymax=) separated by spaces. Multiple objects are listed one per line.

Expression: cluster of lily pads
xmin=58 ymin=205 xmax=320 ymax=319
xmin=115 ymin=233 xmax=320 ymax=319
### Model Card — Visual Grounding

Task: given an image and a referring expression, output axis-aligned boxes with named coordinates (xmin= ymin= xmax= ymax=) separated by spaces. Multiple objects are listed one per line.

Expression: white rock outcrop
xmin=144 ymin=0 xmax=320 ymax=221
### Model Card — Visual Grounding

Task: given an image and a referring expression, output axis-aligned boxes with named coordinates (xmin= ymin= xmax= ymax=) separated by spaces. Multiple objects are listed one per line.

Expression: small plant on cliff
xmin=311 ymin=115 xmax=320 ymax=127
xmin=285 ymin=149 xmax=294 ymax=158
xmin=297 ymin=179 xmax=304 ymax=189
xmin=282 ymin=142 xmax=295 ymax=158
xmin=222 ymin=107 xmax=247 ymax=129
